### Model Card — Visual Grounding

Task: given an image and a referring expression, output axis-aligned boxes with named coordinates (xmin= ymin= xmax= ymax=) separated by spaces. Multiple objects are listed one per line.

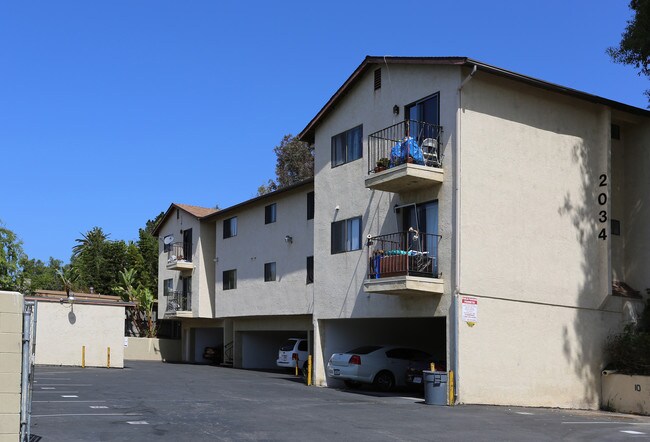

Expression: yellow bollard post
xmin=448 ymin=370 xmax=455 ymax=406
xmin=307 ymin=355 xmax=312 ymax=386
xmin=82 ymin=346 xmax=86 ymax=368
xmin=107 ymin=347 xmax=111 ymax=368
xmin=430 ymin=362 xmax=436 ymax=372
xmin=295 ymin=358 xmax=298 ymax=377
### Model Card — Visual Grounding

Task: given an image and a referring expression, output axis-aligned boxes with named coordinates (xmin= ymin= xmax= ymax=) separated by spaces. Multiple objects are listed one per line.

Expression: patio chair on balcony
xmin=421 ymin=138 xmax=439 ymax=167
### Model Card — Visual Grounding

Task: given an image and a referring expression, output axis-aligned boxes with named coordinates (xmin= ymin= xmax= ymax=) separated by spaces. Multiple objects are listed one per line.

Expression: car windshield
xmin=280 ymin=339 xmax=297 ymax=351
xmin=345 ymin=346 xmax=382 ymax=355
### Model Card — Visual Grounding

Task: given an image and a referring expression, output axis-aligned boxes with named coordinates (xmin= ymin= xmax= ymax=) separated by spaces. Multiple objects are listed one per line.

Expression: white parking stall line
xmin=33 ymin=391 xmax=79 ymax=394
xmin=61 ymin=395 xmax=79 ymax=398
xmin=516 ymin=412 xmax=534 ymax=415
xmin=33 ymin=400 xmax=106 ymax=403
xmin=32 ymin=413 xmax=143 ymax=418
xmin=126 ymin=421 xmax=149 ymax=425
xmin=89 ymin=406 xmax=109 ymax=409
xmin=40 ymin=387 xmax=56 ymax=390
xmin=621 ymin=430 xmax=646 ymax=435
xmin=35 ymin=384 xmax=92 ymax=387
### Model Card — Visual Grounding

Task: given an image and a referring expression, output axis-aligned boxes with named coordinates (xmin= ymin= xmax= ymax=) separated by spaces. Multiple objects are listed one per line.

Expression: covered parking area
xmin=232 ymin=315 xmax=312 ymax=370
xmin=317 ymin=317 xmax=446 ymax=387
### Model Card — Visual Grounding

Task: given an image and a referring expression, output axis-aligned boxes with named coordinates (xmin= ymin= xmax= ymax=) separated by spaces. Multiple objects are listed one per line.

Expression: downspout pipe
xmin=452 ymin=64 xmax=477 ymax=403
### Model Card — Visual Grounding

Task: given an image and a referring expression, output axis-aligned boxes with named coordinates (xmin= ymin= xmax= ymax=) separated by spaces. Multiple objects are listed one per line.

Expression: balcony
xmin=165 ymin=290 xmax=192 ymax=317
xmin=363 ymin=230 xmax=443 ymax=296
xmin=366 ymin=120 xmax=443 ymax=193
xmin=166 ymin=242 xmax=193 ymax=271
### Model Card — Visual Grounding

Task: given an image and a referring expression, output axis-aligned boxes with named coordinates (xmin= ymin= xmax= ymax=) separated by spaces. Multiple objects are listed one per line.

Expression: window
xmin=331 ymin=216 xmax=362 ymax=254
xmin=612 ymin=219 xmax=621 ymax=236
xmin=223 ymin=269 xmax=237 ymax=290
xmin=331 ymin=125 xmax=362 ymax=167
xmin=265 ymin=204 xmax=276 ymax=224
xmin=163 ymin=235 xmax=173 ymax=252
xmin=264 ymin=262 xmax=276 ymax=282
xmin=223 ymin=217 xmax=237 ymax=238
xmin=163 ymin=279 xmax=173 ymax=297
xmin=307 ymin=192 xmax=314 ymax=220
xmin=306 ymin=256 xmax=314 ymax=284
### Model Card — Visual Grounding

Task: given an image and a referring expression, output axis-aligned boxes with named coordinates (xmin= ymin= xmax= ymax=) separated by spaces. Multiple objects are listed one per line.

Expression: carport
xmin=318 ymin=317 xmax=446 ymax=387
xmin=231 ymin=315 xmax=313 ymax=370
xmin=184 ymin=325 xmax=223 ymax=364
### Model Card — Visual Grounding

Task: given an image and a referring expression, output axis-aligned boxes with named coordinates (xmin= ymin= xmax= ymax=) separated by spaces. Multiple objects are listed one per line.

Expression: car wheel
xmin=344 ymin=380 xmax=362 ymax=389
xmin=373 ymin=371 xmax=395 ymax=392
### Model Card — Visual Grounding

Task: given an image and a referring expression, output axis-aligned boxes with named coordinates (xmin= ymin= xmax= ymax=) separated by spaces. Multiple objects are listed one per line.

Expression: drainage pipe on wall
xmin=451 ymin=64 xmax=477 ymax=404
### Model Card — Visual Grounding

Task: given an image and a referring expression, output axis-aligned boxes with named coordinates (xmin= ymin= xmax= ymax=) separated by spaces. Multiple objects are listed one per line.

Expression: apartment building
xmin=298 ymin=56 xmax=650 ymax=409
xmin=155 ymin=182 xmax=314 ymax=368
xmin=154 ymin=56 xmax=649 ymax=410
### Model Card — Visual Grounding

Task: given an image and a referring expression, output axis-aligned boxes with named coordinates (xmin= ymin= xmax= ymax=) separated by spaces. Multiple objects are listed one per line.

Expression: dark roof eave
xmin=202 ymin=178 xmax=314 ymax=222
xmin=298 ymin=56 xmax=650 ymax=143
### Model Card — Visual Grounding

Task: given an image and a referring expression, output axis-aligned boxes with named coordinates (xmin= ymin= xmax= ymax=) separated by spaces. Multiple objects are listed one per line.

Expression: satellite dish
xmin=163 ymin=235 xmax=174 ymax=245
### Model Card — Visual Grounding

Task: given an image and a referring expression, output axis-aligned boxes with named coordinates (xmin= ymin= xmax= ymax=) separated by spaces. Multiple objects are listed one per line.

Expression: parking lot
xmin=30 ymin=361 xmax=650 ymax=441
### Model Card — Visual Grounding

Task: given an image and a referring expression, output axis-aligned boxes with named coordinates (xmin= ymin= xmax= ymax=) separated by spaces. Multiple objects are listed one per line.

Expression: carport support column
xmin=312 ymin=320 xmax=326 ymax=387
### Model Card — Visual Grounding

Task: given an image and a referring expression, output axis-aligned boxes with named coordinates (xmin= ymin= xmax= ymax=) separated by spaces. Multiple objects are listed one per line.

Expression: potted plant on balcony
xmin=375 ymin=157 xmax=390 ymax=173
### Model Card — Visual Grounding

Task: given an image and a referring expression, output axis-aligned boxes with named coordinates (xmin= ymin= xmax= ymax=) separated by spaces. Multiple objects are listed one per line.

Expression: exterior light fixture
xmin=285 ymin=235 xmax=293 ymax=244
xmin=393 ymin=105 xmax=399 ymax=115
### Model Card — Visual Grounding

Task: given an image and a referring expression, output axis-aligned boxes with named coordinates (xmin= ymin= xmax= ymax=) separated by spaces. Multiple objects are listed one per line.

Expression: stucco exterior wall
xmin=312 ymin=64 xmax=459 ymax=321
xmin=214 ymin=186 xmax=314 ymax=318
xmin=0 ymin=291 xmax=23 ymax=440
xmin=124 ymin=337 xmax=181 ymax=362
xmin=602 ymin=373 xmax=650 ymax=416
xmin=34 ymin=301 xmax=125 ymax=368
xmin=157 ymin=210 xmax=214 ymax=319
xmin=460 ymin=74 xmax=610 ymax=308
xmin=457 ymin=296 xmax=621 ymax=408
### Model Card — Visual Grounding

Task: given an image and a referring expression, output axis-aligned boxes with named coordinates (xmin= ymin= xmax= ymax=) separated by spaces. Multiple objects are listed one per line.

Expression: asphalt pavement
xmin=29 ymin=361 xmax=650 ymax=441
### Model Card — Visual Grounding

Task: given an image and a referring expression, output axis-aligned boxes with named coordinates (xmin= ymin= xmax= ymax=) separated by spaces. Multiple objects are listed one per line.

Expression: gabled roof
xmin=202 ymin=178 xmax=314 ymax=221
xmin=152 ymin=203 xmax=218 ymax=236
xmin=298 ymin=56 xmax=650 ymax=143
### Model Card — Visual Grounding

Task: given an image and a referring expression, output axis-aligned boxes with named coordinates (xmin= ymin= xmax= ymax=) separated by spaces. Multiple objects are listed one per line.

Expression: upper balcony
xmin=166 ymin=242 xmax=193 ymax=271
xmin=164 ymin=289 xmax=192 ymax=318
xmin=363 ymin=230 xmax=443 ymax=296
xmin=365 ymin=120 xmax=443 ymax=193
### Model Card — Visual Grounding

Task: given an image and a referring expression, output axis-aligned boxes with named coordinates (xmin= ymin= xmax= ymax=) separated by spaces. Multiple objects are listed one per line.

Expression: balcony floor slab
xmin=363 ymin=275 xmax=444 ymax=295
xmin=365 ymin=164 xmax=443 ymax=192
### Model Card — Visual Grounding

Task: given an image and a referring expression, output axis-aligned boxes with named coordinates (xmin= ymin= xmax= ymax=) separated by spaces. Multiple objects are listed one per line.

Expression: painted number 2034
xmin=598 ymin=174 xmax=607 ymax=240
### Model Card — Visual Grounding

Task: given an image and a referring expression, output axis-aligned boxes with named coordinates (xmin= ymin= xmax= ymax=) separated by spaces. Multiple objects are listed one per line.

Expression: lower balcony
xmin=365 ymin=120 xmax=443 ymax=193
xmin=164 ymin=290 xmax=192 ymax=317
xmin=363 ymin=231 xmax=443 ymax=296
xmin=166 ymin=242 xmax=193 ymax=271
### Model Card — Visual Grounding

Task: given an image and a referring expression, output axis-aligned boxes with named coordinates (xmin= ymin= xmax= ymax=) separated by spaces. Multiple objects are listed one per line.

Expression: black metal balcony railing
xmin=366 ymin=230 xmax=441 ymax=279
xmin=368 ymin=120 xmax=443 ymax=174
xmin=167 ymin=242 xmax=192 ymax=265
xmin=165 ymin=290 xmax=191 ymax=313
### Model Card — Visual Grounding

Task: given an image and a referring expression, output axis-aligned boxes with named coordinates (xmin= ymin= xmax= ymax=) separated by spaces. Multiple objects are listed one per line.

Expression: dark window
xmin=298 ymin=340 xmax=308 ymax=351
xmin=611 ymin=124 xmax=621 ymax=140
xmin=264 ymin=262 xmax=276 ymax=282
xmin=612 ymin=219 xmax=621 ymax=236
xmin=307 ymin=192 xmax=314 ymax=220
xmin=331 ymin=125 xmax=363 ymax=167
xmin=223 ymin=269 xmax=237 ymax=290
xmin=331 ymin=216 xmax=362 ymax=254
xmin=345 ymin=345 xmax=381 ymax=355
xmin=374 ymin=68 xmax=381 ymax=90
xmin=306 ymin=256 xmax=314 ymax=284
xmin=163 ymin=279 xmax=173 ymax=297
xmin=223 ymin=217 xmax=237 ymax=238
xmin=182 ymin=229 xmax=192 ymax=262
xmin=265 ymin=203 xmax=276 ymax=224
xmin=163 ymin=235 xmax=173 ymax=252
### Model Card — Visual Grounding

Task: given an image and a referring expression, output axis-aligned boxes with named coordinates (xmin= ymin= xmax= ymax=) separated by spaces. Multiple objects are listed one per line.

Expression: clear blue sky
xmin=1 ymin=1 xmax=646 ymax=264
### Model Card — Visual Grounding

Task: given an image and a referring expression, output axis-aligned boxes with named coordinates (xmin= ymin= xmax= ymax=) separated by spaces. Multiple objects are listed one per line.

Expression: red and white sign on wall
xmin=461 ymin=296 xmax=478 ymax=325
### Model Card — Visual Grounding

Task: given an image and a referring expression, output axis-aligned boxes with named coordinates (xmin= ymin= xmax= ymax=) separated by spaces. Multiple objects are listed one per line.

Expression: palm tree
xmin=56 ymin=267 xmax=78 ymax=298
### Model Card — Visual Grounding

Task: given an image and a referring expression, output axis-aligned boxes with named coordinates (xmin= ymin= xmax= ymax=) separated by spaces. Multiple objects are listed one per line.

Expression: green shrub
xmin=605 ymin=300 xmax=650 ymax=376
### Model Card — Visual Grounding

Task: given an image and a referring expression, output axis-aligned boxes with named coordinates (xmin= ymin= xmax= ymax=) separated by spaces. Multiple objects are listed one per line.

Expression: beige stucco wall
xmin=455 ymin=72 xmax=629 ymax=408
xmin=124 ymin=337 xmax=181 ymax=362
xmin=34 ymin=301 xmax=125 ymax=368
xmin=157 ymin=209 xmax=215 ymax=319
xmin=0 ymin=291 xmax=23 ymax=440
xmin=310 ymin=64 xmax=460 ymax=387
xmin=602 ymin=373 xmax=650 ymax=415
xmin=214 ymin=185 xmax=314 ymax=318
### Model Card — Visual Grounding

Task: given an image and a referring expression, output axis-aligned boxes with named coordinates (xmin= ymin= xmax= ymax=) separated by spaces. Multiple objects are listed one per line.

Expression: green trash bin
xmin=423 ymin=371 xmax=448 ymax=405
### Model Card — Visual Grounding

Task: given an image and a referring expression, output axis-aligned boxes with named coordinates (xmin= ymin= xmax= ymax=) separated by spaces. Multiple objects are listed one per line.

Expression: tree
xmin=20 ymin=257 xmax=64 ymax=293
xmin=56 ymin=266 xmax=79 ymax=297
xmin=0 ymin=223 xmax=25 ymax=291
xmin=608 ymin=0 xmax=650 ymax=102
xmin=114 ymin=267 xmax=157 ymax=337
xmin=258 ymin=134 xmax=314 ymax=195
